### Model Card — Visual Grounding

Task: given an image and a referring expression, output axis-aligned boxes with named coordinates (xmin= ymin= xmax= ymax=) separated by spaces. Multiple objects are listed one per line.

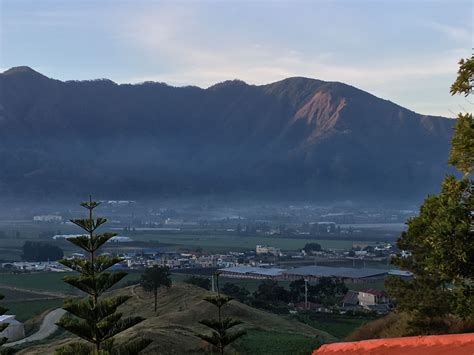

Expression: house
xmin=358 ymin=288 xmax=389 ymax=307
xmin=0 ymin=315 xmax=25 ymax=342
xmin=256 ymin=245 xmax=281 ymax=256
xmin=341 ymin=290 xmax=359 ymax=307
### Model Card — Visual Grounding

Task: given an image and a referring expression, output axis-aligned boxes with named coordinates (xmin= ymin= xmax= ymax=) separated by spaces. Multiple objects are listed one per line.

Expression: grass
xmin=128 ymin=232 xmax=364 ymax=252
xmin=234 ymin=329 xmax=322 ymax=355
xmin=0 ymin=272 xmax=76 ymax=293
xmin=4 ymin=298 xmax=65 ymax=322
xmin=293 ymin=313 xmax=377 ymax=340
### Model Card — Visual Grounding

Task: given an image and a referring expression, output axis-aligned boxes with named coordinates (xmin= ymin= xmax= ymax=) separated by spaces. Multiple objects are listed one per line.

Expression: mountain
xmin=0 ymin=66 xmax=454 ymax=201
xmin=19 ymin=283 xmax=333 ymax=354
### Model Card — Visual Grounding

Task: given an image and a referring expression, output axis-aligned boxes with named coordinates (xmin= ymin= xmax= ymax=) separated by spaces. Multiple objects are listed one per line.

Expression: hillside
xmin=0 ymin=67 xmax=454 ymax=202
xmin=18 ymin=283 xmax=333 ymax=354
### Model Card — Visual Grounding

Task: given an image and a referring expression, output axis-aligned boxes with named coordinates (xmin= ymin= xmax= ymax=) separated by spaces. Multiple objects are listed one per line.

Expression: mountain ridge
xmin=0 ymin=66 xmax=454 ymax=201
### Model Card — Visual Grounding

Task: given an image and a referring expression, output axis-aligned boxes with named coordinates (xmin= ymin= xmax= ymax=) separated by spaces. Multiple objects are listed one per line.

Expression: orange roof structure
xmin=313 ymin=333 xmax=474 ymax=355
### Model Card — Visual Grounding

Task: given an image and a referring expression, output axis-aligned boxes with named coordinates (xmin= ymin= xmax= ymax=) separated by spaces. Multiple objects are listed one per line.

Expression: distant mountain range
xmin=0 ymin=66 xmax=454 ymax=202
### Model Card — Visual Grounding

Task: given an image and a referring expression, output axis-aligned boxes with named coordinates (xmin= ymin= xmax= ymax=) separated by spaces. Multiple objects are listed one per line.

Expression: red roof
xmin=360 ymin=288 xmax=388 ymax=297
xmin=313 ymin=333 xmax=474 ymax=355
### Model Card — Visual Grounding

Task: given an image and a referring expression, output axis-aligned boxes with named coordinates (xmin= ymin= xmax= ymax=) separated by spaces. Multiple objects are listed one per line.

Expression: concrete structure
xmin=219 ymin=266 xmax=286 ymax=279
xmin=0 ymin=315 xmax=25 ymax=342
xmin=283 ymin=265 xmax=388 ymax=282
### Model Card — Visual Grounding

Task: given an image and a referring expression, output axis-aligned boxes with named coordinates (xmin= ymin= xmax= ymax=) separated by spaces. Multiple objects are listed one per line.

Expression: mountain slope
xmin=0 ymin=67 xmax=454 ymax=201
xmin=18 ymin=284 xmax=333 ymax=354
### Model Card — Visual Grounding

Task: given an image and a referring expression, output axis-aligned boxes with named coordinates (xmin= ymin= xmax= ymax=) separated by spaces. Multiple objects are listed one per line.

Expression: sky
xmin=0 ymin=0 xmax=472 ymax=116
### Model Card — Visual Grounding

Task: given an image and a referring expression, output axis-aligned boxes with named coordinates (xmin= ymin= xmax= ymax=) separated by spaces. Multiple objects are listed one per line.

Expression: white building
xmin=0 ymin=315 xmax=25 ymax=342
xmin=33 ymin=215 xmax=62 ymax=222
xmin=256 ymin=245 xmax=281 ymax=256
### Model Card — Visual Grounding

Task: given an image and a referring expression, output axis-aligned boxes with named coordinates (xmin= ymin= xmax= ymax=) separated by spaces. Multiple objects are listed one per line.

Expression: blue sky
xmin=0 ymin=0 xmax=472 ymax=116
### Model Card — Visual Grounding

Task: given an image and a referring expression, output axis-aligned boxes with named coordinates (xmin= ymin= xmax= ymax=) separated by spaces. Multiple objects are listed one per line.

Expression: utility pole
xmin=304 ymin=278 xmax=308 ymax=310
xmin=211 ymin=274 xmax=215 ymax=292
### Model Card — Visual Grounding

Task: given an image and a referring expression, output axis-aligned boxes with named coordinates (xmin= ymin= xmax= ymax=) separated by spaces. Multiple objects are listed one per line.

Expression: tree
xmin=197 ymin=273 xmax=246 ymax=355
xmin=0 ymin=293 xmax=11 ymax=354
xmin=386 ymin=56 xmax=474 ymax=333
xmin=55 ymin=198 xmax=151 ymax=354
xmin=184 ymin=276 xmax=211 ymax=290
xmin=251 ymin=280 xmax=290 ymax=313
xmin=303 ymin=243 xmax=322 ymax=254
xmin=221 ymin=283 xmax=250 ymax=303
xmin=22 ymin=241 xmax=63 ymax=261
xmin=140 ymin=266 xmax=171 ymax=313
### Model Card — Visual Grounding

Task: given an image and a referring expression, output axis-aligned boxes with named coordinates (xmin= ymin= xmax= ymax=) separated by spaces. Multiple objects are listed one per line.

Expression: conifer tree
xmin=0 ymin=293 xmax=9 ymax=349
xmin=197 ymin=273 xmax=246 ymax=355
xmin=55 ymin=197 xmax=151 ymax=354
xmin=140 ymin=265 xmax=171 ymax=313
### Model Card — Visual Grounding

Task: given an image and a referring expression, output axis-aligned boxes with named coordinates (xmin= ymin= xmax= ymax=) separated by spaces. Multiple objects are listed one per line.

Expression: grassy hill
xmin=19 ymin=283 xmax=334 ymax=354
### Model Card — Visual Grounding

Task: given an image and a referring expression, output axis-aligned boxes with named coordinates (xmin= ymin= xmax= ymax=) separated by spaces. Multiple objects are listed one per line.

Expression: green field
xmin=292 ymin=313 xmax=377 ymax=340
xmin=129 ymin=232 xmax=364 ymax=252
xmin=235 ymin=329 xmax=322 ymax=355
xmin=4 ymin=299 xmax=65 ymax=322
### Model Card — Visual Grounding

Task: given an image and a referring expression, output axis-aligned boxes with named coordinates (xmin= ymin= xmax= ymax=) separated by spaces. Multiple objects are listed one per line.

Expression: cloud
xmin=422 ymin=20 xmax=472 ymax=43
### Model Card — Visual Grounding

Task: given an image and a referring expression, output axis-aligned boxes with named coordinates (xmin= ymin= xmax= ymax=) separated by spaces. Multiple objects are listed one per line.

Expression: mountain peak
xmin=2 ymin=66 xmax=48 ymax=79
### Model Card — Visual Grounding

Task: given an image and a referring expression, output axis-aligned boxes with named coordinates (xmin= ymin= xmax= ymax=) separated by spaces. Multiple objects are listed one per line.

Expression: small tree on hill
xmin=140 ymin=265 xmax=171 ymax=313
xmin=55 ymin=197 xmax=151 ymax=354
xmin=197 ymin=273 xmax=246 ymax=355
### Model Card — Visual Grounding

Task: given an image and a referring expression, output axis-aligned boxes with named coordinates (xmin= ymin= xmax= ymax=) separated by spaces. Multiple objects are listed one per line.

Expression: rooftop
xmin=313 ymin=333 xmax=474 ymax=355
xmin=284 ymin=265 xmax=388 ymax=279
xmin=219 ymin=266 xmax=286 ymax=277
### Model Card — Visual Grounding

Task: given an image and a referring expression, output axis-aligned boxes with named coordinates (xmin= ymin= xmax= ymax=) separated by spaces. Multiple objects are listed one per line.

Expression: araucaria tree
xmin=55 ymin=198 xmax=151 ymax=354
xmin=386 ymin=56 xmax=474 ymax=333
xmin=140 ymin=265 xmax=171 ymax=313
xmin=0 ymin=293 xmax=11 ymax=353
xmin=197 ymin=273 xmax=246 ymax=355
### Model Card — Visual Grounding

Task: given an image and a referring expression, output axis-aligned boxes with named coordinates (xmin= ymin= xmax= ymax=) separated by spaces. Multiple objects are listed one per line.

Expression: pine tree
xmin=140 ymin=265 xmax=171 ymax=313
xmin=0 ymin=294 xmax=8 ymax=346
xmin=55 ymin=197 xmax=151 ymax=354
xmin=197 ymin=273 xmax=246 ymax=355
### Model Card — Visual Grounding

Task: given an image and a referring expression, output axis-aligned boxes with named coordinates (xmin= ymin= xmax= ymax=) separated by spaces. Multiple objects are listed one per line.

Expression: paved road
xmin=5 ymin=308 xmax=66 ymax=347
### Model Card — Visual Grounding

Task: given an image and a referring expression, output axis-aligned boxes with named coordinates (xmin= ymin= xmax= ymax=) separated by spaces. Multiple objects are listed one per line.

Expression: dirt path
xmin=0 ymin=284 xmax=72 ymax=298
xmin=5 ymin=308 xmax=66 ymax=347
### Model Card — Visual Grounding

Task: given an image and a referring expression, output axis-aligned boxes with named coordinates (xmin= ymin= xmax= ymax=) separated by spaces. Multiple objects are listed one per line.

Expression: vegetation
xmin=184 ymin=276 xmax=211 ymax=290
xmin=234 ymin=329 xmax=321 ymax=355
xmin=22 ymin=241 xmax=63 ymax=262
xmin=221 ymin=283 xmax=250 ymax=303
xmin=289 ymin=277 xmax=347 ymax=306
xmin=303 ymin=243 xmax=322 ymax=253
xmin=386 ymin=56 xmax=474 ymax=334
xmin=55 ymin=198 xmax=151 ymax=354
xmin=140 ymin=266 xmax=171 ymax=312
xmin=294 ymin=312 xmax=376 ymax=340
xmin=0 ymin=293 xmax=9 ymax=349
xmin=196 ymin=273 xmax=246 ymax=355
xmin=251 ymin=280 xmax=291 ymax=314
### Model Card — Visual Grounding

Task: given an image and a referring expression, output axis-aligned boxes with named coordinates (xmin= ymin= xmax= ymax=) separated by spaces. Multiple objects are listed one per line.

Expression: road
xmin=5 ymin=308 xmax=66 ymax=347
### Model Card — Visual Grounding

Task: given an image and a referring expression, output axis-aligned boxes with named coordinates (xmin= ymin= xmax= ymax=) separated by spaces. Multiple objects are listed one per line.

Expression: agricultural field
xmin=292 ymin=313 xmax=378 ymax=340
xmin=234 ymin=329 xmax=322 ymax=355
xmin=128 ymin=232 xmax=366 ymax=252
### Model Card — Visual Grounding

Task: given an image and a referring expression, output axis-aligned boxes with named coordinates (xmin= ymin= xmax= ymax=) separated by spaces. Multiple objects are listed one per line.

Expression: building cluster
xmin=341 ymin=288 xmax=391 ymax=314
